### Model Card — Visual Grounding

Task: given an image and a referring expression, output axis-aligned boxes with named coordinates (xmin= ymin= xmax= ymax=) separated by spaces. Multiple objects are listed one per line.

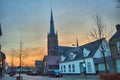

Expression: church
xmin=43 ymin=10 xmax=60 ymax=74
xmin=42 ymin=10 xmax=113 ymax=75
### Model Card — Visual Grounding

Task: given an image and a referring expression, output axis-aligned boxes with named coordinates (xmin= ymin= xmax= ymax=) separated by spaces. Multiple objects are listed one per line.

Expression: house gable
xmin=70 ymin=52 xmax=77 ymax=60
xmin=93 ymin=39 xmax=111 ymax=58
xmin=93 ymin=48 xmax=102 ymax=58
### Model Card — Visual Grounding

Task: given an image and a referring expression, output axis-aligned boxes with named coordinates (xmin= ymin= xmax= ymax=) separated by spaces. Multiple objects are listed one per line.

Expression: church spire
xmin=76 ymin=38 xmax=79 ymax=47
xmin=50 ymin=9 xmax=55 ymax=35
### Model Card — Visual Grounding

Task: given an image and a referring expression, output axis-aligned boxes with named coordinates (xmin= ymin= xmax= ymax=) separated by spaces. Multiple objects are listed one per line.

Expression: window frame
xmin=87 ymin=62 xmax=92 ymax=72
xmin=68 ymin=64 xmax=71 ymax=72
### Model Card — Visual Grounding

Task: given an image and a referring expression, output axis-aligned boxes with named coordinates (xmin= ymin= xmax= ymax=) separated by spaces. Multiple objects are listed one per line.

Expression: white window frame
xmin=64 ymin=65 xmax=66 ymax=72
xmin=87 ymin=62 xmax=92 ymax=72
xmin=72 ymin=64 xmax=75 ymax=72
xmin=68 ymin=64 xmax=71 ymax=72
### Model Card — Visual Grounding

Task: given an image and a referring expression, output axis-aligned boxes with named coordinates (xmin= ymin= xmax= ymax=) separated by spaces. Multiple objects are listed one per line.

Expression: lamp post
xmin=44 ymin=61 xmax=46 ymax=75
xmin=82 ymin=61 xmax=86 ymax=78
xmin=82 ymin=51 xmax=87 ymax=78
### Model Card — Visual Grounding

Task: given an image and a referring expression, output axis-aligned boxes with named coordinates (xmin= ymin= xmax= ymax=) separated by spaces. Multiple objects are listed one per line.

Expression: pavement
xmin=0 ymin=74 xmax=102 ymax=80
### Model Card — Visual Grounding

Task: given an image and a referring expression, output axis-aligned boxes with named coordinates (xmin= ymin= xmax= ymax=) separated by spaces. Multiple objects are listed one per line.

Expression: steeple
xmin=50 ymin=9 xmax=55 ymax=35
xmin=76 ymin=38 xmax=79 ymax=47
xmin=48 ymin=9 xmax=58 ymax=56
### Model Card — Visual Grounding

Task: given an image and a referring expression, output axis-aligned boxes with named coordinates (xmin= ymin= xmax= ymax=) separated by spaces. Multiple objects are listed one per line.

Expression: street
xmin=1 ymin=74 xmax=101 ymax=80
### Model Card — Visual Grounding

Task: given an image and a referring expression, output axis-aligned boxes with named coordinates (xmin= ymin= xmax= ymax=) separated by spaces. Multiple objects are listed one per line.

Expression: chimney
xmin=116 ymin=24 xmax=120 ymax=31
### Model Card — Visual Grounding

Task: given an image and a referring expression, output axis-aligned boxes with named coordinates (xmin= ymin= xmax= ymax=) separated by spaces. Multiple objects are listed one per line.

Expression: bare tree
xmin=12 ymin=40 xmax=29 ymax=80
xmin=88 ymin=14 xmax=110 ymax=73
xmin=10 ymin=50 xmax=15 ymax=76
xmin=11 ymin=51 xmax=14 ymax=67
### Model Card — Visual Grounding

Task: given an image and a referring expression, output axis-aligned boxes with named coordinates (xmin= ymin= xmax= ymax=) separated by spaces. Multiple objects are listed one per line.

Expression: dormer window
xmin=70 ymin=52 xmax=76 ymax=60
xmin=117 ymin=41 xmax=120 ymax=53
xmin=83 ymin=48 xmax=90 ymax=57
xmin=61 ymin=55 xmax=66 ymax=61
xmin=70 ymin=55 xmax=73 ymax=60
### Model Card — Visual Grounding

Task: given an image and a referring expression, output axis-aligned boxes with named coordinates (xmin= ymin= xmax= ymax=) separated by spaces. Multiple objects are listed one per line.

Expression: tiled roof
xmin=58 ymin=46 xmax=75 ymax=56
xmin=59 ymin=38 xmax=105 ymax=62
xmin=109 ymin=30 xmax=120 ymax=41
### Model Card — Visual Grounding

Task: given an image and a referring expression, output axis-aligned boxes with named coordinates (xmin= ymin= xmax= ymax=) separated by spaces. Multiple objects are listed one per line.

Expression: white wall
xmin=85 ymin=58 xmax=96 ymax=74
xmin=59 ymin=60 xmax=81 ymax=74
xmin=59 ymin=58 xmax=96 ymax=74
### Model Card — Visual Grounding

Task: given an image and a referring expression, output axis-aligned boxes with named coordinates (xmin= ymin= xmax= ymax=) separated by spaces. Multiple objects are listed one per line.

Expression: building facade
xmin=43 ymin=10 xmax=115 ymax=75
xmin=0 ymin=51 xmax=6 ymax=78
xmin=43 ymin=10 xmax=59 ymax=74
xmin=0 ymin=23 xmax=6 ymax=78
xmin=109 ymin=24 xmax=120 ymax=73
xmin=35 ymin=60 xmax=43 ymax=74
xmin=59 ymin=39 xmax=113 ymax=74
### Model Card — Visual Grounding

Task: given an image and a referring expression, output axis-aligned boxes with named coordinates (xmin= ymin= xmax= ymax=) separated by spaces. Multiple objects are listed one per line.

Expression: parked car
xmin=26 ymin=71 xmax=40 ymax=76
xmin=48 ymin=70 xmax=63 ymax=77
xmin=9 ymin=72 xmax=16 ymax=76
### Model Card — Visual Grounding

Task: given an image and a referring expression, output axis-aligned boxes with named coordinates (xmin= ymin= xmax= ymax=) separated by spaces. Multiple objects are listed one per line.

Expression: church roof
xmin=45 ymin=56 xmax=60 ymax=65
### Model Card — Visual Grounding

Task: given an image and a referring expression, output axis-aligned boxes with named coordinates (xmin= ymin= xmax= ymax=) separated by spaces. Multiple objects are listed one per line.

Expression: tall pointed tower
xmin=47 ymin=10 xmax=58 ymax=56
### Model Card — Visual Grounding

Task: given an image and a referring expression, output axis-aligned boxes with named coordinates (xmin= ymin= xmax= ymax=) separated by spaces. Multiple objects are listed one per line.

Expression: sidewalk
xmin=0 ymin=74 xmax=102 ymax=80
xmin=0 ymin=74 xmax=16 ymax=80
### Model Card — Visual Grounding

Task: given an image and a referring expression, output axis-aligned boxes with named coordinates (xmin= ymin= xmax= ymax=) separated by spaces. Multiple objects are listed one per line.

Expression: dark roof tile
xmin=109 ymin=30 xmax=120 ymax=41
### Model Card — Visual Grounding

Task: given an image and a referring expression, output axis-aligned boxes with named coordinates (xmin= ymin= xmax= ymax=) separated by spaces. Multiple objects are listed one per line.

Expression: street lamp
xmin=82 ymin=50 xmax=87 ymax=78
xmin=82 ymin=61 xmax=86 ymax=78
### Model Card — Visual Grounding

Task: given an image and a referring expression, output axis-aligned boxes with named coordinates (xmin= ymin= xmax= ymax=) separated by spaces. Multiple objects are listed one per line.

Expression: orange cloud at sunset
xmin=4 ymin=47 xmax=47 ymax=67
xmin=4 ymin=37 xmax=92 ymax=67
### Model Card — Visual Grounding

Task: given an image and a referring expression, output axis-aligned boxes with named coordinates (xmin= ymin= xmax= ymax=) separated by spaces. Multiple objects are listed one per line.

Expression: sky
xmin=0 ymin=0 xmax=120 ymax=66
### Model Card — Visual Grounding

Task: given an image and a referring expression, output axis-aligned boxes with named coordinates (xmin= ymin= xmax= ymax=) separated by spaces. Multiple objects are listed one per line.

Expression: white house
xmin=59 ymin=38 xmax=113 ymax=74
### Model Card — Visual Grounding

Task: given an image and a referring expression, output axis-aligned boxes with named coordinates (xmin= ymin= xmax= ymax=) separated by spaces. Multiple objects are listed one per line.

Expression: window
xmin=61 ymin=66 xmax=63 ymax=72
xmin=68 ymin=65 xmax=71 ymax=72
xmin=71 ymin=55 xmax=73 ymax=60
xmin=87 ymin=62 xmax=92 ymax=72
xmin=117 ymin=41 xmax=120 ymax=53
xmin=64 ymin=65 xmax=66 ymax=72
xmin=72 ymin=64 xmax=75 ymax=72
xmin=79 ymin=63 xmax=84 ymax=72
xmin=98 ymin=63 xmax=109 ymax=71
